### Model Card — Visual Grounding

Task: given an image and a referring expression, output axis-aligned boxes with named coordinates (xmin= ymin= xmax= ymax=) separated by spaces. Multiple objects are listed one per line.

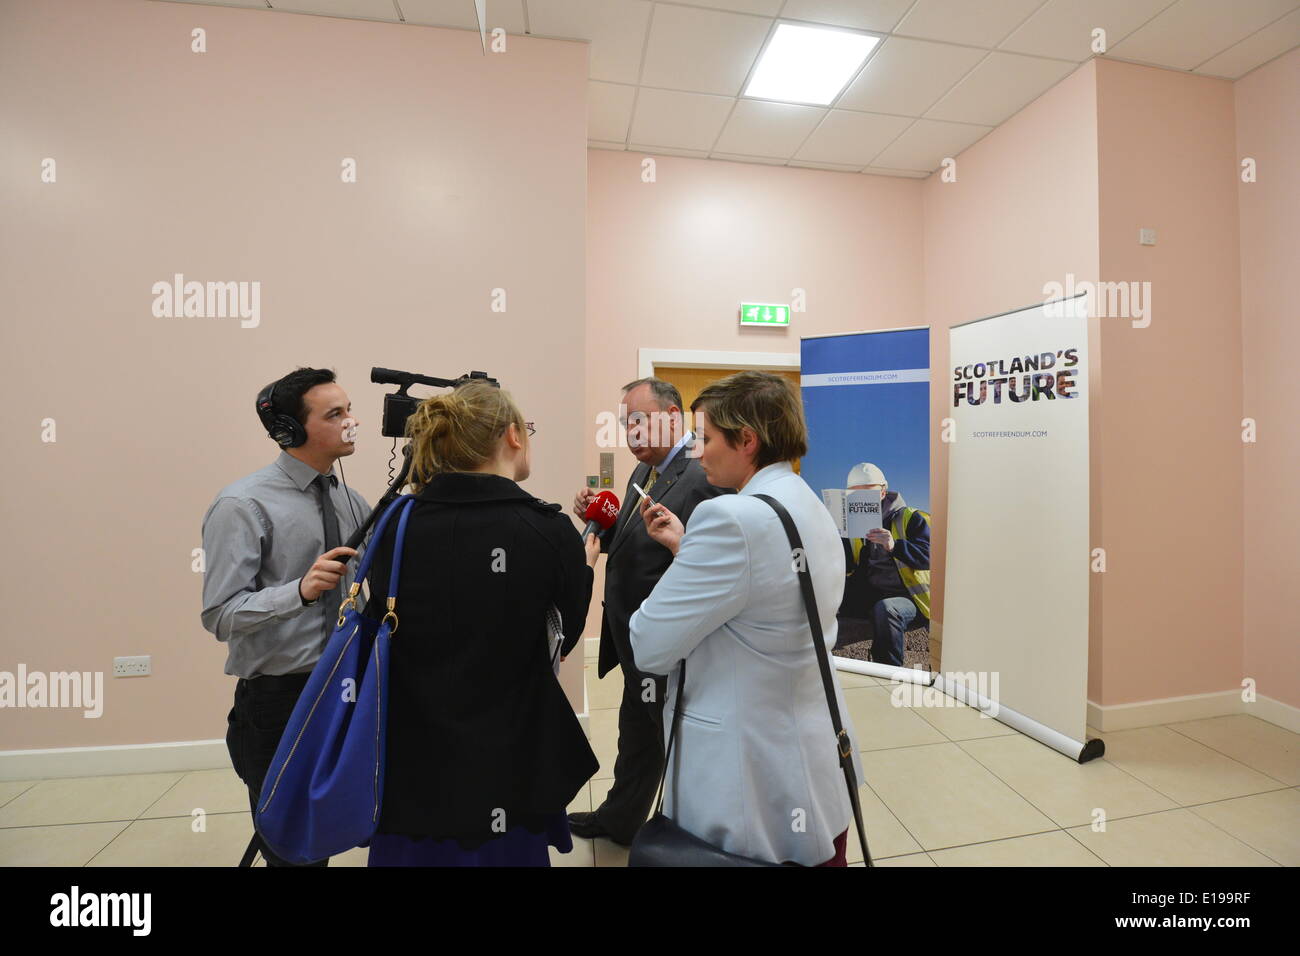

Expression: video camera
xmin=340 ymin=366 xmax=500 ymax=558
xmin=371 ymin=367 xmax=499 ymax=439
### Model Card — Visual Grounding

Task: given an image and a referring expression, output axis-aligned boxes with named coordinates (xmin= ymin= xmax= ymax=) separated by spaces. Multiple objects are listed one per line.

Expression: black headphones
xmin=256 ymin=378 xmax=308 ymax=448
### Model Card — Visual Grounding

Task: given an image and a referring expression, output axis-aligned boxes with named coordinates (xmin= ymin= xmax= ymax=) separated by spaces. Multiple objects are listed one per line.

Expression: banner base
xmin=834 ymin=657 xmax=933 ymax=685
xmin=930 ymin=673 xmax=1106 ymax=764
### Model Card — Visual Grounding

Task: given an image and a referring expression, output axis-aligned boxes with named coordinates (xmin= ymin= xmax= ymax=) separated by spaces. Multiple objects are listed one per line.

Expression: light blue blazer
xmin=630 ymin=461 xmax=865 ymax=865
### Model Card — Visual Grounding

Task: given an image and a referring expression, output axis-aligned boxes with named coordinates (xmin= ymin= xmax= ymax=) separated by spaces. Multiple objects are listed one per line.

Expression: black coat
xmin=597 ymin=445 xmax=731 ymax=679
xmin=360 ymin=472 xmax=598 ymax=846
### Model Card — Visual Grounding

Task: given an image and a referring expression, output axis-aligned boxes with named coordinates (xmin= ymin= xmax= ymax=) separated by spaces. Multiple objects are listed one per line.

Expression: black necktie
xmin=313 ymin=474 xmax=341 ymax=605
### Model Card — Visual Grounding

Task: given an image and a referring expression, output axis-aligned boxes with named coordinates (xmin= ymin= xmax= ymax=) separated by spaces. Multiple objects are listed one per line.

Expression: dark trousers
xmin=869 ymin=596 xmax=921 ymax=668
xmin=226 ymin=672 xmax=329 ymax=867
xmin=593 ymin=650 xmax=667 ymax=843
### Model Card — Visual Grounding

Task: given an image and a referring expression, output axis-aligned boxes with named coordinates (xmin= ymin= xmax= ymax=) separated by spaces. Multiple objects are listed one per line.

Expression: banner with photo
xmin=800 ymin=327 xmax=932 ymax=675
xmin=940 ymin=293 xmax=1093 ymax=756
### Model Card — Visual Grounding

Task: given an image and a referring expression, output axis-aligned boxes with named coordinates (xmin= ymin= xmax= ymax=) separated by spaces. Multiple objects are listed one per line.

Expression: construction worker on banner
xmin=839 ymin=462 xmax=931 ymax=668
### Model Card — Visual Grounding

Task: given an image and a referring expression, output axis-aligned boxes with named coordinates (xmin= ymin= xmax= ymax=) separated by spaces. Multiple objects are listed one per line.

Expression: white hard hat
xmin=846 ymin=462 xmax=887 ymax=487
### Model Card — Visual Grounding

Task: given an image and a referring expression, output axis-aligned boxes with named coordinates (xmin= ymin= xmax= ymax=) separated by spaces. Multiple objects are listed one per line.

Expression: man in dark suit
xmin=568 ymin=377 xmax=730 ymax=845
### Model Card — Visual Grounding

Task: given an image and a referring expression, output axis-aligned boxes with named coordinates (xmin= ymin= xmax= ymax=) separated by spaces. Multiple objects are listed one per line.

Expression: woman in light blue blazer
xmin=629 ymin=371 xmax=865 ymax=866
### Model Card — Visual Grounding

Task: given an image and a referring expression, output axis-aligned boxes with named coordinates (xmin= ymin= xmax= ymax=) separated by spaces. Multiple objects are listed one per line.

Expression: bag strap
xmin=336 ymin=494 xmax=414 ymax=626
xmin=386 ymin=497 xmax=417 ymax=602
xmin=375 ymin=497 xmax=417 ymax=633
xmin=753 ymin=494 xmax=873 ymax=867
xmin=352 ymin=494 xmax=415 ymax=582
xmin=652 ymin=660 xmax=686 ymax=817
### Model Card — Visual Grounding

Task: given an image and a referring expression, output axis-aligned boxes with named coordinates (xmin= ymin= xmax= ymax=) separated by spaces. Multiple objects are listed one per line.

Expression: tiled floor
xmin=2 ymin=645 xmax=1296 ymax=866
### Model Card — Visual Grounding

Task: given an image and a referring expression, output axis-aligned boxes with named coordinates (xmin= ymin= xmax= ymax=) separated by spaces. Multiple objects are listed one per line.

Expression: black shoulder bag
xmin=628 ymin=494 xmax=873 ymax=867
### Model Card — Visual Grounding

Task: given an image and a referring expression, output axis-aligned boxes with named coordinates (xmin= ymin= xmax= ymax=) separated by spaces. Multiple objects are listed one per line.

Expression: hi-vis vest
xmin=890 ymin=507 xmax=931 ymax=619
xmin=849 ymin=507 xmax=931 ymax=620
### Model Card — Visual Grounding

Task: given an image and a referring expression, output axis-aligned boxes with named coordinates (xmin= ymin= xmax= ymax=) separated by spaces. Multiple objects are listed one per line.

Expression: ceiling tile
xmin=628 ymin=87 xmax=736 ymax=150
xmin=165 ymin=0 xmax=269 ymax=8
xmin=666 ymin=0 xmax=783 ymax=15
xmin=1000 ymin=0 xmax=1178 ymax=61
xmin=871 ymin=117 xmax=992 ymax=171
xmin=779 ymin=0 xmax=914 ymax=33
xmin=925 ymin=51 xmax=1075 ymax=126
xmin=713 ymin=98 xmax=826 ymax=156
xmin=793 ymin=109 xmax=912 ymax=164
xmin=628 ymin=144 xmax=711 ymax=158
xmin=710 ymin=152 xmax=790 ymax=165
xmin=401 ymin=0 xmax=524 ymax=30
xmin=788 ymin=159 xmax=864 ymax=170
xmin=268 ymin=0 xmax=401 ymax=20
xmin=1109 ymin=0 xmax=1299 ymax=71
xmin=1194 ymin=6 xmax=1300 ymax=77
xmin=640 ymin=3 xmax=774 ymax=95
xmin=893 ymin=0 xmax=1048 ymax=48
xmin=526 ymin=0 xmax=653 ymax=85
xmin=837 ymin=36 xmax=987 ymax=115
xmin=863 ymin=166 xmax=931 ymax=178
xmin=588 ymin=81 xmax=637 ymax=142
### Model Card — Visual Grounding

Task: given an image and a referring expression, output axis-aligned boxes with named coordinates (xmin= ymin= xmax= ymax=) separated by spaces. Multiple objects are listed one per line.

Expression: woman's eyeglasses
xmin=524 ymin=422 xmax=536 ymax=437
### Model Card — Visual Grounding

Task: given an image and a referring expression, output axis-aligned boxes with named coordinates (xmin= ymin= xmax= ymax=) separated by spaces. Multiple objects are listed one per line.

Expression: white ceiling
xmin=158 ymin=0 xmax=1300 ymax=177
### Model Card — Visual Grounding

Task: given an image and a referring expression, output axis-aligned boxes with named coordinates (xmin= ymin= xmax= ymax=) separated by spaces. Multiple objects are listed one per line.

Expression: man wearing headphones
xmin=200 ymin=367 xmax=372 ymax=867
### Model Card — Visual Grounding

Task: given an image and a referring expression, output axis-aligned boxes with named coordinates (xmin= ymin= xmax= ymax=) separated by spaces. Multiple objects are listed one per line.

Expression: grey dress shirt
xmin=200 ymin=450 xmax=373 ymax=678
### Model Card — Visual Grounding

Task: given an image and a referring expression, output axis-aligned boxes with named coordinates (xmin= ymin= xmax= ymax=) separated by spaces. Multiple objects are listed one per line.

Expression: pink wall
xmin=1235 ymin=47 xmax=1300 ymax=710
xmin=583 ymin=150 xmax=924 ymax=639
xmin=920 ymin=61 xmax=1102 ymax=672
xmin=0 ymin=0 xmax=589 ymax=750
xmin=1094 ymin=59 xmax=1245 ymax=707
xmin=3 ymin=0 xmax=1290 ymax=761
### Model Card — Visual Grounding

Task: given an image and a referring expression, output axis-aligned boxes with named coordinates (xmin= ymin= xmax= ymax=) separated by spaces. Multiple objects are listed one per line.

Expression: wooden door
xmin=653 ymin=365 xmax=802 ymax=474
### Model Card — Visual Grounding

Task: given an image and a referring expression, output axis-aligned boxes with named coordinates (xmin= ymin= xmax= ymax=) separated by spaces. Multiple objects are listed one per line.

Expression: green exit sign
xmin=740 ymin=302 xmax=790 ymax=327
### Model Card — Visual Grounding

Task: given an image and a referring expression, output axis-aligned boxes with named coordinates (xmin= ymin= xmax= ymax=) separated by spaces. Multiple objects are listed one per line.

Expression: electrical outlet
xmin=113 ymin=655 xmax=151 ymax=677
xmin=1139 ymin=228 xmax=1156 ymax=246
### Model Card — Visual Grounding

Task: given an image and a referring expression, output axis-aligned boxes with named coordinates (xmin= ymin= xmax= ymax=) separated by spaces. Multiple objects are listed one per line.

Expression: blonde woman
xmin=630 ymin=371 xmax=865 ymax=866
xmin=362 ymin=381 xmax=601 ymax=866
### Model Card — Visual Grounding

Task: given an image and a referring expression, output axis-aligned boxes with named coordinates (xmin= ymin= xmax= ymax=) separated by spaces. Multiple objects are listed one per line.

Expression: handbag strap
xmin=336 ymin=494 xmax=415 ymax=626
xmin=351 ymin=494 xmax=415 ymax=583
xmin=376 ymin=497 xmax=417 ymax=632
xmin=753 ymin=494 xmax=873 ymax=867
xmin=386 ymin=497 xmax=417 ymax=602
xmin=652 ymin=660 xmax=686 ymax=817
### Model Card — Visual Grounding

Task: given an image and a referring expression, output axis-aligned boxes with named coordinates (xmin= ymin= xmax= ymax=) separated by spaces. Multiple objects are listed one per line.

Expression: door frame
xmin=638 ymin=347 xmax=800 ymax=379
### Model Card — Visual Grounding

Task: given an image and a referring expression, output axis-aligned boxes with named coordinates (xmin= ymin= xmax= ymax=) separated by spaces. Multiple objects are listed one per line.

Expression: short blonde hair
xmin=405 ymin=380 xmax=526 ymax=493
xmin=690 ymin=371 xmax=807 ymax=468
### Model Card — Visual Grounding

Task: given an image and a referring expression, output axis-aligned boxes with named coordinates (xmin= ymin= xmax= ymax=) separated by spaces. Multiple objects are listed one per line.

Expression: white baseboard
xmin=1087 ymin=691 xmax=1300 ymax=735
xmin=0 ymin=739 xmax=231 ymax=781
xmin=3 ymin=661 xmax=599 ymax=780
xmin=6 ymin=690 xmax=1293 ymax=782
xmin=1246 ymin=694 xmax=1300 ymax=734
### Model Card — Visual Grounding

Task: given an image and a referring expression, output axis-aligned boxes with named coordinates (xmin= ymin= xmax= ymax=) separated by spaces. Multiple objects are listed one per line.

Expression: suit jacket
xmin=360 ymin=472 xmax=598 ymax=844
xmin=597 ymin=435 xmax=730 ymax=679
xmin=628 ymin=461 xmax=866 ymax=866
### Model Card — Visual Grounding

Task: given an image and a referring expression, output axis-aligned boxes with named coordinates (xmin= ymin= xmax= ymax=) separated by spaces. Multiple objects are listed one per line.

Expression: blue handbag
xmin=253 ymin=493 xmax=417 ymax=865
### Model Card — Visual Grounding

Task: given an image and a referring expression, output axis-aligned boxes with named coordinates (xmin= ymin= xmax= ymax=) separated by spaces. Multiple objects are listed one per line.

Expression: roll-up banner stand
xmin=942 ymin=292 xmax=1103 ymax=763
xmin=800 ymin=327 xmax=934 ymax=688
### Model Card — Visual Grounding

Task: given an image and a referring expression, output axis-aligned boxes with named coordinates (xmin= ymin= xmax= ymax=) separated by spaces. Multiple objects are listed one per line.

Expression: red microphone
xmin=582 ymin=490 xmax=620 ymax=539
